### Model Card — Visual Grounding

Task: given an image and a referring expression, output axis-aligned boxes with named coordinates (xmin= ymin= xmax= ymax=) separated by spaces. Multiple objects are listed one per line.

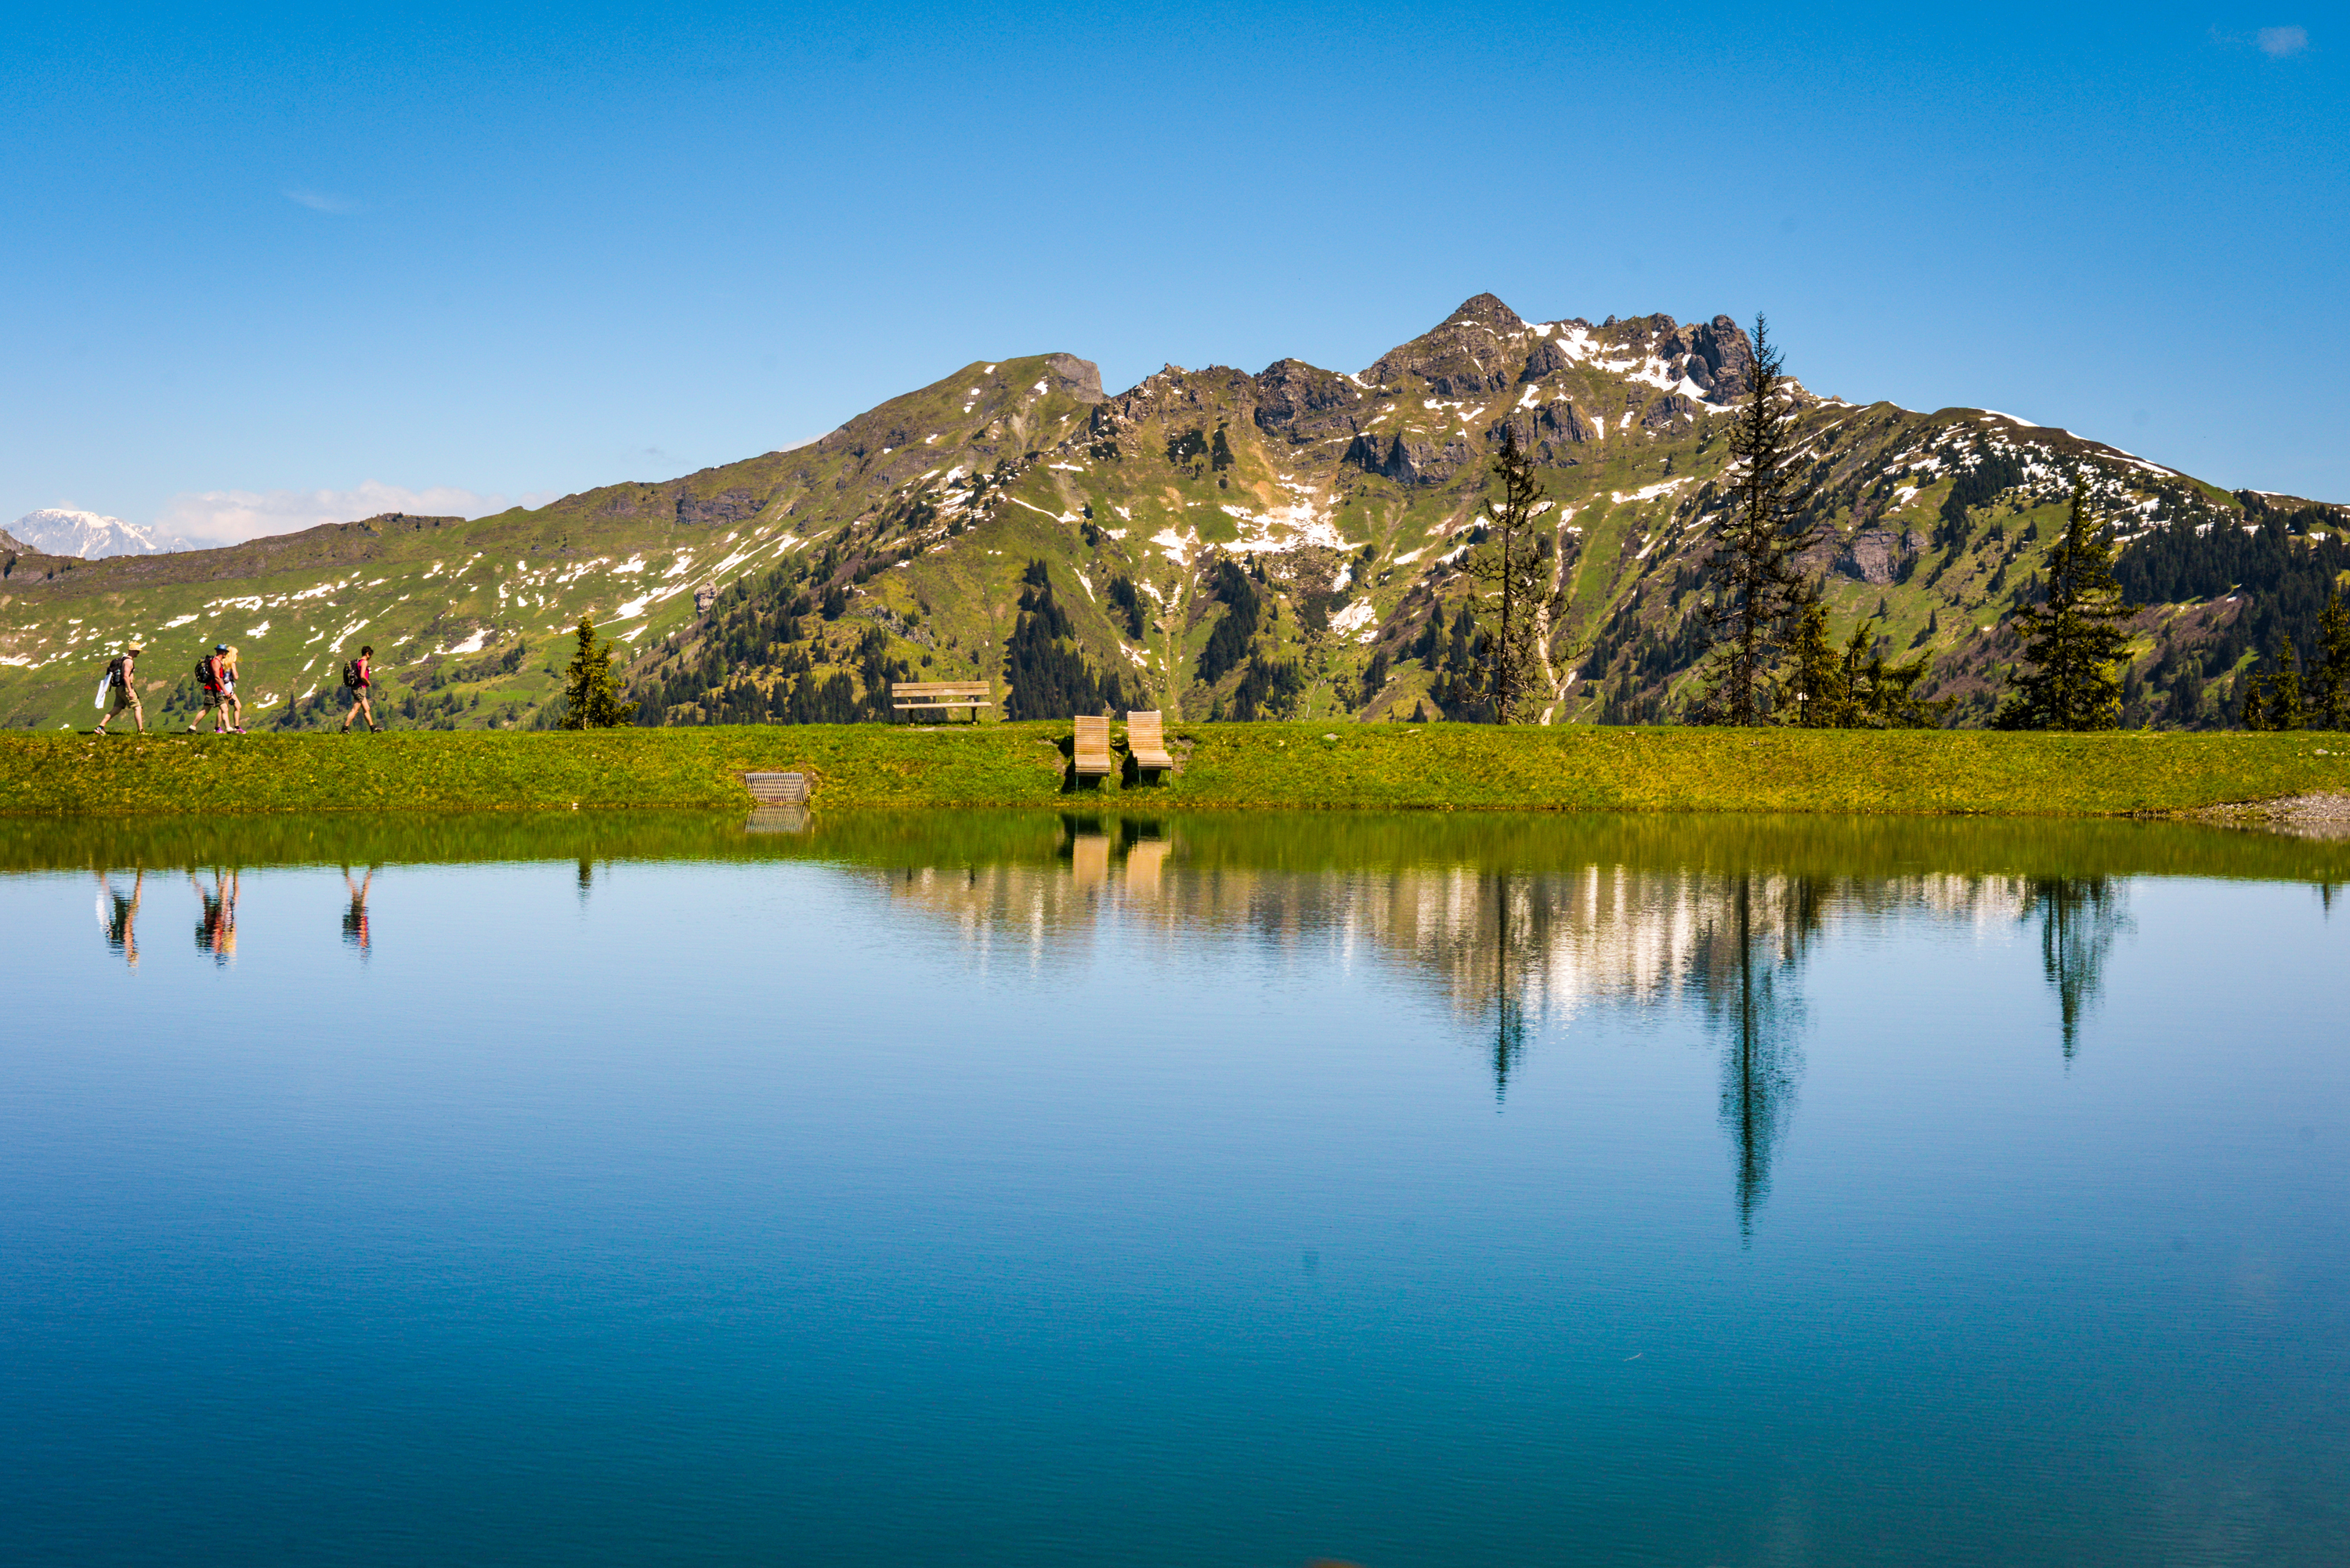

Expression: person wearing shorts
xmin=218 ymin=646 xmax=245 ymax=733
xmin=341 ymin=645 xmax=381 ymax=732
xmin=189 ymin=645 xmax=232 ymax=733
xmin=96 ymin=644 xmax=145 ymax=734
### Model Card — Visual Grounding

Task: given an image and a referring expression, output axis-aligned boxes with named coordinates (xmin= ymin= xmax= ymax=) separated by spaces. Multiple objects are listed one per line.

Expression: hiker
xmin=342 ymin=867 xmax=373 ymax=956
xmin=187 ymin=645 xmax=231 ymax=734
xmin=217 ymin=645 xmax=246 ymax=733
xmin=341 ymin=645 xmax=381 ymax=732
xmin=95 ymin=643 xmax=145 ymax=734
xmin=97 ymin=869 xmax=143 ymax=966
xmin=191 ymin=869 xmax=238 ymax=965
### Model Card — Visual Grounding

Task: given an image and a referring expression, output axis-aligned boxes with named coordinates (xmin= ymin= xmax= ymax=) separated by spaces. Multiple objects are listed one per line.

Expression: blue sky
xmin=3 ymin=3 xmax=2340 ymax=541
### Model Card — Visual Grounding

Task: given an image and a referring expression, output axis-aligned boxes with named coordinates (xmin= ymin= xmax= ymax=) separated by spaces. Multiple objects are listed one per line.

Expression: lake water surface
xmin=4 ymin=811 xmax=2347 ymax=1566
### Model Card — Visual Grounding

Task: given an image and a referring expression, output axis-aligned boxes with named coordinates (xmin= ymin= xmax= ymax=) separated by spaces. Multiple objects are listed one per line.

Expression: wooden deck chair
xmin=1072 ymin=714 xmax=1114 ymax=778
xmin=1125 ymin=710 xmax=1173 ymax=772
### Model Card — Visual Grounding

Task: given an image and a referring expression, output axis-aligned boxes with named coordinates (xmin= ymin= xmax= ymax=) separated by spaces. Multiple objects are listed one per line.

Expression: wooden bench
xmin=1072 ymin=714 xmax=1114 ymax=778
xmin=1126 ymin=710 xmax=1173 ymax=773
xmin=891 ymin=681 xmax=992 ymax=721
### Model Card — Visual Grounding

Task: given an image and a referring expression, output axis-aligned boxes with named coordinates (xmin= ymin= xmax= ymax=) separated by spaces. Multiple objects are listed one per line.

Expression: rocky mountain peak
xmin=1043 ymin=353 xmax=1104 ymax=402
xmin=1439 ymin=293 xmax=1527 ymax=334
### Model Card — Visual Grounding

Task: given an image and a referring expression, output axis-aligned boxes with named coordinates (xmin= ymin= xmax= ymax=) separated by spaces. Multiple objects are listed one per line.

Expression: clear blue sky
xmin=4 ymin=3 xmax=2341 ymax=540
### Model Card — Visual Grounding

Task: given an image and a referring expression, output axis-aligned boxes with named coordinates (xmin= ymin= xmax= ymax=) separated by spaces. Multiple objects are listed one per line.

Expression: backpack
xmin=342 ymin=660 xmax=361 ymax=689
xmin=195 ymin=656 xmax=218 ymax=691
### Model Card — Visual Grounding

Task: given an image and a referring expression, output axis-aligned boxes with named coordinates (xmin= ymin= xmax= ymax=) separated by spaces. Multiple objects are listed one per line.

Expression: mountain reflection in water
xmin=863 ymin=813 xmax=2144 ymax=1235
xmin=7 ymin=807 xmax=2346 ymax=1566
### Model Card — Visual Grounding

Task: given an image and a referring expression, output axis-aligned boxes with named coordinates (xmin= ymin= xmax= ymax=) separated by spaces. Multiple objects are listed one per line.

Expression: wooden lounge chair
xmin=1126 ymin=710 xmax=1173 ymax=773
xmin=1072 ymin=714 xmax=1114 ymax=778
xmin=891 ymin=681 xmax=993 ymax=722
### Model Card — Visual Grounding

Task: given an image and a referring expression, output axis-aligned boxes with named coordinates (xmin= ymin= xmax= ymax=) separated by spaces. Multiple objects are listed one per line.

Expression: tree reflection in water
xmin=1687 ymin=873 xmax=1820 ymax=1242
xmin=1487 ymin=875 xmax=1530 ymax=1104
xmin=2022 ymin=876 xmax=2130 ymax=1060
xmin=859 ymin=824 xmax=2157 ymax=1234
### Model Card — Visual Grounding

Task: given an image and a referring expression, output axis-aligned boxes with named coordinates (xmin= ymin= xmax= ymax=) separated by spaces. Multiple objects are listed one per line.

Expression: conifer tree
xmin=2239 ymin=667 xmax=2270 ymax=731
xmin=1784 ymin=598 xmax=1846 ymax=727
xmin=1693 ymin=316 xmax=1814 ymax=725
xmin=2268 ymin=634 xmax=2305 ymax=730
xmin=1464 ymin=427 xmax=1561 ymax=723
xmin=559 ymin=615 xmax=639 ymax=729
xmin=2316 ymin=588 xmax=2349 ymax=731
xmin=1993 ymin=480 xmax=2131 ymax=731
xmin=1003 ymin=559 xmax=1126 ymax=719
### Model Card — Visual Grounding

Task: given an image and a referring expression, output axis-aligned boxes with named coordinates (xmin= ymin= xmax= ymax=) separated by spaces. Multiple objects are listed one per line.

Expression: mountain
xmin=9 ymin=508 xmax=189 ymax=559
xmin=3 ymin=295 xmax=2345 ymax=734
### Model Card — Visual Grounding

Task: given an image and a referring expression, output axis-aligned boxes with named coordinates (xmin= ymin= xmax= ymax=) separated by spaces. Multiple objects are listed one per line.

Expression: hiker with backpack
xmin=216 ymin=646 xmax=246 ymax=733
xmin=187 ymin=645 xmax=233 ymax=734
xmin=341 ymin=645 xmax=381 ymax=732
xmin=95 ymin=643 xmax=146 ymax=734
xmin=97 ymin=869 xmax=143 ymax=966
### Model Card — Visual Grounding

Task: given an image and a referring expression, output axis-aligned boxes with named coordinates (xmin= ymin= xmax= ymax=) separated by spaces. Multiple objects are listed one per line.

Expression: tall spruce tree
xmin=1784 ymin=598 xmax=1847 ymax=727
xmin=1464 ymin=427 xmax=1562 ymax=724
xmin=2268 ymin=634 xmax=2305 ymax=730
xmin=1693 ymin=315 xmax=1813 ymax=725
xmin=559 ymin=615 xmax=639 ymax=728
xmin=1993 ymin=480 xmax=2131 ymax=731
xmin=2315 ymin=588 xmax=2349 ymax=731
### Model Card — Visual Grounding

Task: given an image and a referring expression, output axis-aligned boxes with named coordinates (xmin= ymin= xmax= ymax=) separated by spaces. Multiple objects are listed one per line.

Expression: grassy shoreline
xmin=3 ymin=721 xmax=2346 ymax=818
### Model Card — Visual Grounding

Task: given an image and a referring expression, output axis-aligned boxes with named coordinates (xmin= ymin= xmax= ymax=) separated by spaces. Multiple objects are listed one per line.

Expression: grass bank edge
xmin=3 ymin=724 xmax=2347 ymax=818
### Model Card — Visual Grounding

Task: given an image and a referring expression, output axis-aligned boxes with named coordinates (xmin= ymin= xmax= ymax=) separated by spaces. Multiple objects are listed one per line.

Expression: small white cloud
xmin=283 ymin=187 xmax=362 ymax=215
xmin=2258 ymin=25 xmax=2308 ymax=56
xmin=155 ymin=482 xmax=561 ymax=546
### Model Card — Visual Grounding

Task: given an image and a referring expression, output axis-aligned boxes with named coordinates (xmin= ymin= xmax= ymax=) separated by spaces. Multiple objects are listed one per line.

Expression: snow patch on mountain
xmin=9 ymin=509 xmax=190 ymax=558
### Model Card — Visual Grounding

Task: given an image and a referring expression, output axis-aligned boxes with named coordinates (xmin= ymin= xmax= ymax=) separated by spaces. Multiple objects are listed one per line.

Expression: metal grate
xmin=743 ymin=771 xmax=808 ymax=805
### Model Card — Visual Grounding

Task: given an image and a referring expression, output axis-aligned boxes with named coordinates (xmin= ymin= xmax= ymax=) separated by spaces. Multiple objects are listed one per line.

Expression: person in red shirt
xmin=188 ymin=645 xmax=230 ymax=734
xmin=341 ymin=645 xmax=381 ymax=733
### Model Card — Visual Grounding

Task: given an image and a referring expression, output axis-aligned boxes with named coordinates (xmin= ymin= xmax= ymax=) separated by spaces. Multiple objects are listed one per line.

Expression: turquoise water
xmin=3 ymin=813 xmax=2347 ymax=1566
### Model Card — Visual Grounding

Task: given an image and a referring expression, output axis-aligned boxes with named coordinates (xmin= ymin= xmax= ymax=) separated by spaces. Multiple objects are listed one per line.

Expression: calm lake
xmin=4 ymin=811 xmax=2347 ymax=1566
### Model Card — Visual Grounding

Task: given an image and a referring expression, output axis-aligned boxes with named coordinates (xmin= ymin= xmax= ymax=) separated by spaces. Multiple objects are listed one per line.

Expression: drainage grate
xmin=743 ymin=771 xmax=808 ymax=805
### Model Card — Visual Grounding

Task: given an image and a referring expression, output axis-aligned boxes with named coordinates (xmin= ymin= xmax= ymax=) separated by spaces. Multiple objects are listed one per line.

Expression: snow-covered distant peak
xmin=7 ymin=508 xmax=189 ymax=558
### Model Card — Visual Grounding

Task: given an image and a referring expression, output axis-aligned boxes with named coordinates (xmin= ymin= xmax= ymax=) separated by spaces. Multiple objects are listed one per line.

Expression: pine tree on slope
xmin=2239 ymin=667 xmax=2270 ymax=731
xmin=1465 ymin=426 xmax=1562 ymax=724
xmin=2315 ymin=588 xmax=2349 ymax=732
xmin=559 ymin=616 xmax=640 ymax=729
xmin=1692 ymin=315 xmax=1814 ymax=726
xmin=1994 ymin=481 xmax=2131 ymax=732
xmin=2268 ymin=634 xmax=2305 ymax=731
xmin=1784 ymin=598 xmax=1846 ymax=727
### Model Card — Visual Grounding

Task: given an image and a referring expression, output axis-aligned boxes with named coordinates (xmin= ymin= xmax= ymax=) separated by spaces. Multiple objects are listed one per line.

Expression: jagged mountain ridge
xmin=2 ymin=294 xmax=2343 ymax=732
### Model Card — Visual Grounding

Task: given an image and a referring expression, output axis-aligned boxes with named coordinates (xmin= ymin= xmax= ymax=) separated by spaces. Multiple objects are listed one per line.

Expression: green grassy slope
xmin=3 ymin=725 xmax=2343 ymax=817
xmin=6 ymin=298 xmax=2342 ymax=739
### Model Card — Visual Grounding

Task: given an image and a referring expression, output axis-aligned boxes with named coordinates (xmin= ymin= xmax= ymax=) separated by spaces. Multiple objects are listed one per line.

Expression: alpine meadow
xmin=6 ymin=294 xmax=2345 ymax=741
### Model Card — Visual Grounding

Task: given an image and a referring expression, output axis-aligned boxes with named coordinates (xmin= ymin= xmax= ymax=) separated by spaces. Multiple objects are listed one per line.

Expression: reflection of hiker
xmin=187 ymin=645 xmax=232 ymax=734
xmin=191 ymin=869 xmax=239 ymax=964
xmin=95 ymin=644 xmax=145 ymax=735
xmin=96 ymin=869 xmax=143 ymax=966
xmin=218 ymin=646 xmax=246 ymax=734
xmin=342 ymin=868 xmax=374 ymax=956
xmin=340 ymin=645 xmax=381 ymax=732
